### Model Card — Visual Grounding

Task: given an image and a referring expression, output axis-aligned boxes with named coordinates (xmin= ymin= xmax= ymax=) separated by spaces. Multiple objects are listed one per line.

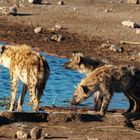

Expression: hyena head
xmin=71 ymin=85 xmax=91 ymax=105
xmin=64 ymin=52 xmax=83 ymax=71
xmin=0 ymin=45 xmax=11 ymax=68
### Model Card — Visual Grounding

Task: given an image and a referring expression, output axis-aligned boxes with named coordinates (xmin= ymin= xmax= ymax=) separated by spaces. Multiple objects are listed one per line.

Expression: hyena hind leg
xmin=9 ymin=77 xmax=18 ymax=111
xmin=28 ymin=83 xmax=39 ymax=112
xmin=17 ymin=84 xmax=28 ymax=112
xmin=123 ymin=93 xmax=135 ymax=114
xmin=130 ymin=95 xmax=140 ymax=112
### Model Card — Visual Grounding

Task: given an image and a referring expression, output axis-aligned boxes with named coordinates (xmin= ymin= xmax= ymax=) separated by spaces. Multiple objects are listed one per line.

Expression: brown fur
xmin=0 ymin=44 xmax=50 ymax=112
xmin=64 ymin=52 xmax=105 ymax=75
xmin=71 ymin=64 xmax=139 ymax=116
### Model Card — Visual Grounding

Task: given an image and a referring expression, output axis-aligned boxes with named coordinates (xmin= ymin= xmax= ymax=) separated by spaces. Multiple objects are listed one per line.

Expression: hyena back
xmin=71 ymin=64 xmax=139 ymax=116
xmin=0 ymin=44 xmax=50 ymax=112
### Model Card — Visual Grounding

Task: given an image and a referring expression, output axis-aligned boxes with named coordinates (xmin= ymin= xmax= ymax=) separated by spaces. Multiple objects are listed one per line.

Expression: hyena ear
xmin=81 ymin=86 xmax=89 ymax=94
xmin=0 ymin=46 xmax=6 ymax=54
xmin=74 ymin=55 xmax=81 ymax=63
xmin=72 ymin=51 xmax=83 ymax=57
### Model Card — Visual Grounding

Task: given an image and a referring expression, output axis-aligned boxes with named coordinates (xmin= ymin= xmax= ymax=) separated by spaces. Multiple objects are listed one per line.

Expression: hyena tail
xmin=38 ymin=56 xmax=50 ymax=97
xmin=94 ymin=91 xmax=103 ymax=111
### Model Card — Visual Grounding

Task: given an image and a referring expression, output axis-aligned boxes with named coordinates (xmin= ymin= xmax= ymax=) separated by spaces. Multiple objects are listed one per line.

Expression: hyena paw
xmin=93 ymin=111 xmax=105 ymax=116
xmin=8 ymin=105 xmax=15 ymax=111
xmin=8 ymin=108 xmax=14 ymax=112
xmin=17 ymin=107 xmax=22 ymax=112
xmin=33 ymin=106 xmax=39 ymax=112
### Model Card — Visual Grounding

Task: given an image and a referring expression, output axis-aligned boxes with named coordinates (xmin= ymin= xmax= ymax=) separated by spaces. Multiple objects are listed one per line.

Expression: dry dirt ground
xmin=0 ymin=0 xmax=140 ymax=139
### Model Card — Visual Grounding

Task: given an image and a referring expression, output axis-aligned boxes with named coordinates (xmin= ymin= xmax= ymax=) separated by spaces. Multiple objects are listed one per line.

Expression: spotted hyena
xmin=71 ymin=64 xmax=139 ymax=116
xmin=64 ymin=52 xmax=105 ymax=75
xmin=0 ymin=44 xmax=50 ymax=112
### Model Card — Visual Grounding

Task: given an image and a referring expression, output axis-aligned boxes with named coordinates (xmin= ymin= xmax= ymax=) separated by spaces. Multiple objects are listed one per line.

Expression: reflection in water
xmin=0 ymin=43 xmax=129 ymax=111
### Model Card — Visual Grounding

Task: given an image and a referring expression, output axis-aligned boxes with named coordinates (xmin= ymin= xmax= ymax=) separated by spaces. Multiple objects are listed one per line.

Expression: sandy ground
xmin=0 ymin=0 xmax=140 ymax=139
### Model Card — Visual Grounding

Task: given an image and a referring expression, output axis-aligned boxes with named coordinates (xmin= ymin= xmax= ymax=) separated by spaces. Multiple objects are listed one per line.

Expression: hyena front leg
xmin=94 ymin=91 xmax=103 ymax=111
xmin=17 ymin=84 xmax=28 ymax=112
xmin=9 ymin=72 xmax=18 ymax=111
xmin=98 ymin=85 xmax=113 ymax=116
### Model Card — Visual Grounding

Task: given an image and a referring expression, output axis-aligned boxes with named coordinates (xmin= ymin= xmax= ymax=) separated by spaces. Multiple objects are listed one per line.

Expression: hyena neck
xmin=79 ymin=64 xmax=96 ymax=75
xmin=79 ymin=57 xmax=104 ymax=75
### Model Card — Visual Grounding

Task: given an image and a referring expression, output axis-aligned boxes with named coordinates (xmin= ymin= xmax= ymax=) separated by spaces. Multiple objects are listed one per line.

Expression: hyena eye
xmin=82 ymin=86 xmax=89 ymax=94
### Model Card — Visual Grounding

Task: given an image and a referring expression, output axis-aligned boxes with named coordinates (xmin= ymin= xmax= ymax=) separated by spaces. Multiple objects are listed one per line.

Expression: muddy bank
xmin=0 ymin=17 xmax=140 ymax=68
xmin=0 ymin=0 xmax=140 ymax=139
xmin=1 ymin=109 xmax=140 ymax=140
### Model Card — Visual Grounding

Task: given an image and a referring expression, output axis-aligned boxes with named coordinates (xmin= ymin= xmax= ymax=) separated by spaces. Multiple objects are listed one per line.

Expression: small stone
xmin=16 ymin=130 xmax=30 ymax=139
xmin=109 ymin=44 xmax=124 ymax=53
xmin=57 ymin=0 xmax=64 ymax=5
xmin=116 ymin=47 xmax=124 ymax=53
xmin=16 ymin=130 xmax=24 ymax=139
xmin=43 ymin=133 xmax=50 ymax=139
xmin=109 ymin=44 xmax=117 ymax=51
xmin=28 ymin=0 xmax=42 ymax=4
xmin=122 ymin=20 xmax=140 ymax=28
xmin=127 ymin=0 xmax=139 ymax=4
xmin=34 ymin=27 xmax=42 ymax=34
xmin=104 ymin=9 xmax=112 ymax=12
xmin=55 ymin=24 xmax=62 ymax=30
xmin=0 ymin=7 xmax=17 ymax=16
xmin=136 ymin=29 xmax=140 ymax=34
xmin=48 ymin=27 xmax=55 ymax=32
xmin=100 ymin=43 xmax=109 ymax=49
xmin=30 ymin=126 xmax=42 ymax=139
xmin=51 ymin=34 xmax=65 ymax=42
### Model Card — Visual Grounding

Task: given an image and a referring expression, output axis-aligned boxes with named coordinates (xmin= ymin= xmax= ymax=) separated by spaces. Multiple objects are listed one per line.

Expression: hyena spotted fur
xmin=71 ymin=64 xmax=140 ymax=116
xmin=0 ymin=44 xmax=50 ymax=112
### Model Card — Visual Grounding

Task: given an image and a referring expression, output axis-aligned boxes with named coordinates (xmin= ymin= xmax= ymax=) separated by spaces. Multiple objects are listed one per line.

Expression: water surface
xmin=0 ymin=43 xmax=129 ymax=111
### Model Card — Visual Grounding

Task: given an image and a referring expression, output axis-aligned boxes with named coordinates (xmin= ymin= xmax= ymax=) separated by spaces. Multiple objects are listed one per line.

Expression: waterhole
xmin=0 ymin=42 xmax=129 ymax=111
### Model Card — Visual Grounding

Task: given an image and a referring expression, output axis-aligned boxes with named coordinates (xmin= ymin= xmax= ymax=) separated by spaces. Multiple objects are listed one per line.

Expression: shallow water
xmin=0 ymin=43 xmax=129 ymax=111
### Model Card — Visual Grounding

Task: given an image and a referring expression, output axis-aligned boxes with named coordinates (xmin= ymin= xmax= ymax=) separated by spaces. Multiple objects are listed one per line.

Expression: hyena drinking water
xmin=0 ymin=44 xmax=50 ymax=112
xmin=71 ymin=64 xmax=140 ymax=116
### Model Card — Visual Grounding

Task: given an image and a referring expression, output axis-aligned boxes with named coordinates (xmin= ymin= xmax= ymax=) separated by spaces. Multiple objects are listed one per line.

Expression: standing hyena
xmin=71 ymin=64 xmax=140 ymax=116
xmin=0 ymin=44 xmax=50 ymax=112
